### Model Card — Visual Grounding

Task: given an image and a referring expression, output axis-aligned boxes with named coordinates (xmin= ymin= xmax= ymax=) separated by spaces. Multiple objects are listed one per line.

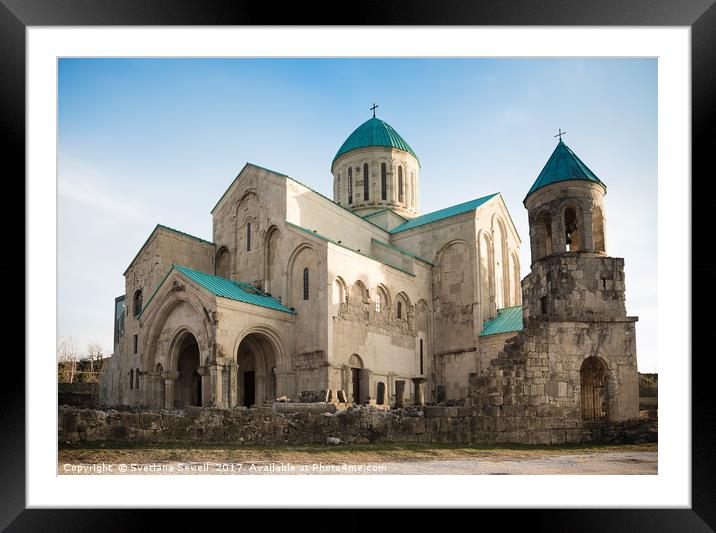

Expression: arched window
xmin=363 ymin=163 xmax=369 ymax=201
xmin=135 ymin=369 xmax=140 ymax=390
xmin=348 ymin=168 xmax=353 ymax=204
xmin=564 ymin=207 xmax=581 ymax=251
xmin=375 ymin=293 xmax=381 ymax=313
xmin=303 ymin=268 xmax=309 ymax=300
xmin=397 ymin=301 xmax=402 ymax=319
xmin=246 ymin=222 xmax=252 ymax=251
xmin=133 ymin=289 xmax=143 ymax=317
xmin=216 ymin=247 xmax=231 ymax=278
xmin=398 ymin=166 xmax=404 ymax=203
xmin=381 ymin=163 xmax=387 ymax=200
xmin=129 ymin=369 xmax=134 ymax=390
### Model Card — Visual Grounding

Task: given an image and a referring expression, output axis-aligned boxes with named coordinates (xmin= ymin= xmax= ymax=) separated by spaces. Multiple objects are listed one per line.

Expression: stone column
xmin=164 ymin=378 xmax=175 ymax=409
xmin=580 ymin=206 xmax=595 ymax=251
xmin=227 ymin=362 xmax=238 ymax=407
xmin=551 ymin=213 xmax=566 ymax=253
xmin=394 ymin=380 xmax=406 ymax=408
xmin=196 ymin=366 xmax=211 ymax=407
xmin=412 ymin=377 xmax=427 ymax=406
xmin=210 ymin=364 xmax=224 ymax=407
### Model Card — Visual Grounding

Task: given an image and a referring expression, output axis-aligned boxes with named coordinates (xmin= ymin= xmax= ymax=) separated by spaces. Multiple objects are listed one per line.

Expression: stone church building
xmin=100 ymin=113 xmax=639 ymax=424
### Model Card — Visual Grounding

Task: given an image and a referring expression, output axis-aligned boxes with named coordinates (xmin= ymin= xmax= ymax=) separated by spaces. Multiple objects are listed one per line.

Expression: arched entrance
xmin=236 ymin=333 xmax=278 ymax=407
xmin=349 ymin=354 xmax=364 ymax=404
xmin=175 ymin=333 xmax=202 ymax=407
xmin=580 ymin=356 xmax=608 ymax=421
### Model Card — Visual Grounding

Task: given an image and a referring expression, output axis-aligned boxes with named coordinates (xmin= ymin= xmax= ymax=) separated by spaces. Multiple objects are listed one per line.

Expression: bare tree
xmin=57 ymin=337 xmax=78 ymax=383
xmin=86 ymin=342 xmax=104 ymax=373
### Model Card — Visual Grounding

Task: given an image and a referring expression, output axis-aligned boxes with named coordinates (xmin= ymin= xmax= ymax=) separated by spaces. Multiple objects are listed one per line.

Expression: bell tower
xmin=518 ymin=135 xmax=639 ymax=422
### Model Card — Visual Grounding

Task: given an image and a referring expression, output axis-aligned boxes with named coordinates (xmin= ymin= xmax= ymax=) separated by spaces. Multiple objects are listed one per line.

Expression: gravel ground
xmin=58 ymin=450 xmax=657 ymax=475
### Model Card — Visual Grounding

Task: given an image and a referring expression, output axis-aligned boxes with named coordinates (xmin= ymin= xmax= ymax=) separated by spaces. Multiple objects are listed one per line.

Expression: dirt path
xmin=58 ymin=445 xmax=657 ymax=475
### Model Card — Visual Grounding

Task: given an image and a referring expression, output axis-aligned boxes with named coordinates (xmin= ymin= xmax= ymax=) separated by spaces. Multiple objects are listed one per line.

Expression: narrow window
xmin=133 ymin=289 xmax=143 ymax=317
xmin=303 ymin=268 xmax=309 ymax=300
xmin=397 ymin=301 xmax=402 ymax=319
xmin=129 ymin=369 xmax=134 ymax=390
xmin=247 ymin=222 xmax=252 ymax=251
xmin=419 ymin=338 xmax=424 ymax=375
xmin=375 ymin=293 xmax=381 ymax=313
xmin=135 ymin=369 xmax=140 ymax=390
xmin=540 ymin=296 xmax=548 ymax=315
xmin=381 ymin=163 xmax=387 ymax=200
xmin=398 ymin=166 xmax=404 ymax=203
xmin=363 ymin=163 xmax=369 ymax=201
xmin=348 ymin=168 xmax=353 ymax=204
xmin=133 ymin=334 xmax=138 ymax=354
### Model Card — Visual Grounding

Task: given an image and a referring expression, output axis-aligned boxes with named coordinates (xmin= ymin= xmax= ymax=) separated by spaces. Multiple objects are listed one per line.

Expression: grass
xmin=58 ymin=441 xmax=657 ymax=466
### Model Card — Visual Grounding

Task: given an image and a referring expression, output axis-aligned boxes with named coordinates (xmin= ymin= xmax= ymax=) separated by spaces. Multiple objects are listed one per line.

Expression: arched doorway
xmin=175 ymin=333 xmax=202 ymax=408
xmin=581 ymin=356 xmax=608 ymax=421
xmin=349 ymin=354 xmax=364 ymax=404
xmin=236 ymin=333 xmax=278 ymax=407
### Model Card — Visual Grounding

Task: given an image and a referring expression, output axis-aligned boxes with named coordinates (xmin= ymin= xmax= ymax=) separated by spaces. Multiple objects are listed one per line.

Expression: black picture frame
xmin=3 ymin=0 xmax=713 ymax=530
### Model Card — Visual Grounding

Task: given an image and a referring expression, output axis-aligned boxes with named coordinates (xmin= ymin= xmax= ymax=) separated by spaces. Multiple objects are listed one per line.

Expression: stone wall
xmin=58 ymin=405 xmax=656 ymax=446
xmin=59 ymin=383 xmax=99 ymax=409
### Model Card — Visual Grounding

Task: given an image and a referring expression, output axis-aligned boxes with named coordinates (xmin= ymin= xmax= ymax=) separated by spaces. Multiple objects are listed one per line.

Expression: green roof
xmin=174 ymin=265 xmax=296 ymax=314
xmin=389 ymin=193 xmax=499 ymax=234
xmin=332 ymin=117 xmax=418 ymax=166
xmin=479 ymin=305 xmax=523 ymax=337
xmin=524 ymin=140 xmax=606 ymax=202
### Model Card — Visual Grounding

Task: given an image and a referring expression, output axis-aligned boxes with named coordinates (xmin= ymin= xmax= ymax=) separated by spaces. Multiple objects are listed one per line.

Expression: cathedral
xmin=100 ymin=112 xmax=639 ymax=424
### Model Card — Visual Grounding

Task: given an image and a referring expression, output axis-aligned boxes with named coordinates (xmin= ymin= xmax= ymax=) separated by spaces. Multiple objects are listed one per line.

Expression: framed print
xmin=4 ymin=0 xmax=714 ymax=529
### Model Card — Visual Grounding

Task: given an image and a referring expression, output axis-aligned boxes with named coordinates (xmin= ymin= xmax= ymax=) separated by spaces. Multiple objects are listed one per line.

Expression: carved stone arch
xmin=477 ymin=229 xmax=496 ymax=322
xmin=232 ymin=324 xmax=290 ymax=373
xmin=286 ymin=243 xmax=320 ymax=307
xmin=263 ymin=225 xmax=282 ymax=294
xmin=374 ymin=283 xmax=392 ymax=312
xmin=510 ymin=250 xmax=521 ymax=306
xmin=215 ymin=245 xmax=231 ymax=278
xmin=395 ymin=291 xmax=412 ymax=320
xmin=166 ymin=325 xmax=204 ymax=374
xmin=491 ymin=214 xmax=510 ymax=309
xmin=140 ymin=287 xmax=213 ymax=371
xmin=332 ymin=275 xmax=348 ymax=306
xmin=349 ymin=279 xmax=370 ymax=304
xmin=434 ymin=238 xmax=473 ymax=266
xmin=561 ymin=202 xmax=585 ymax=252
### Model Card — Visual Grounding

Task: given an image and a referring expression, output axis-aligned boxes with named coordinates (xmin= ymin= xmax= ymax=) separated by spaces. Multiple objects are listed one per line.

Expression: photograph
xmin=56 ymin=56 xmax=658 ymax=477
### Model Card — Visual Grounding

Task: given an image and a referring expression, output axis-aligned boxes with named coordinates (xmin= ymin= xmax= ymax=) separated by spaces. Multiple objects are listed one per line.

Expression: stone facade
xmin=99 ymin=120 xmax=640 ymax=438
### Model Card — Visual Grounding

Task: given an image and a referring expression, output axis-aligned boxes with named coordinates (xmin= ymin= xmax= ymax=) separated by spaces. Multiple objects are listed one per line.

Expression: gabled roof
xmin=139 ymin=264 xmax=296 ymax=317
xmin=479 ymin=305 xmax=524 ymax=337
xmin=123 ymin=224 xmax=214 ymax=275
xmin=332 ymin=117 xmax=419 ymax=166
xmin=389 ymin=193 xmax=499 ymax=234
xmin=524 ymin=140 xmax=606 ymax=202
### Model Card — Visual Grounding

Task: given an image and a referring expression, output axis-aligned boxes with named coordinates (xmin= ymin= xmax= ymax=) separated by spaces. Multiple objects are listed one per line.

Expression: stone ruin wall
xmin=58 ymin=405 xmax=656 ymax=446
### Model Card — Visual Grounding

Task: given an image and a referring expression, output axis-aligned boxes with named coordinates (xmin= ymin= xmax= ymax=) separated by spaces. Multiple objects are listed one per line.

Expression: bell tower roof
xmin=524 ymin=139 xmax=606 ymax=203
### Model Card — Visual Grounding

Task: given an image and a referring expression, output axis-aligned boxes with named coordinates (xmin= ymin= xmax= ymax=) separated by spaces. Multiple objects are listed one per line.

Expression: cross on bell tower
xmin=554 ymin=128 xmax=566 ymax=141
xmin=370 ymin=103 xmax=379 ymax=118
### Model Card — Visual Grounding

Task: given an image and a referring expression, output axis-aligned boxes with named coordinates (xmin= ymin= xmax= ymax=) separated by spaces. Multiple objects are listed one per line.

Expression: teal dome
xmin=524 ymin=140 xmax=606 ymax=202
xmin=332 ymin=117 xmax=419 ymax=166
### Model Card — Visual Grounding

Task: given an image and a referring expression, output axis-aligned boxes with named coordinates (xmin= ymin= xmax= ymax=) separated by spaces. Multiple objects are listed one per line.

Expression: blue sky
xmin=58 ymin=58 xmax=657 ymax=371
